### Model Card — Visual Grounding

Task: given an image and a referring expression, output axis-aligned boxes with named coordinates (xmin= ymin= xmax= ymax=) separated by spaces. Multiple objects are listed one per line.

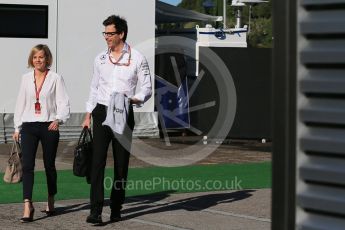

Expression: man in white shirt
xmin=82 ymin=15 xmax=152 ymax=224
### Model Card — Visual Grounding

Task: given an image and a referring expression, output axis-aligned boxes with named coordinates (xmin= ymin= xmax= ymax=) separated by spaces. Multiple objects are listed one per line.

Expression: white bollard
xmin=203 ymin=136 xmax=208 ymax=145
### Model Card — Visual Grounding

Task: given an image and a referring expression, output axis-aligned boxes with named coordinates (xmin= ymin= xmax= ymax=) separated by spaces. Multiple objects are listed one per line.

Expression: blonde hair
xmin=27 ymin=44 xmax=53 ymax=68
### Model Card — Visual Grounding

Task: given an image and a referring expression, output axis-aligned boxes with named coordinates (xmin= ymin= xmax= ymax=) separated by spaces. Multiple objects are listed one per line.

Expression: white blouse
xmin=14 ymin=70 xmax=70 ymax=132
xmin=86 ymin=43 xmax=152 ymax=113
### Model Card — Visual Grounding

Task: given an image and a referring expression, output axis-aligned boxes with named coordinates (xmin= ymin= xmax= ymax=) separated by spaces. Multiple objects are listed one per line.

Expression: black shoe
xmin=86 ymin=214 xmax=103 ymax=224
xmin=20 ymin=213 xmax=34 ymax=223
xmin=110 ymin=210 xmax=121 ymax=222
xmin=20 ymin=201 xmax=35 ymax=223
xmin=20 ymin=216 xmax=34 ymax=223
xmin=41 ymin=209 xmax=56 ymax=216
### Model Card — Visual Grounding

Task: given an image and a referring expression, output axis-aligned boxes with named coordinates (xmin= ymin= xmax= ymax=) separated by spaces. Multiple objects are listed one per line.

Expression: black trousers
xmin=21 ymin=122 xmax=59 ymax=200
xmin=90 ymin=103 xmax=134 ymax=212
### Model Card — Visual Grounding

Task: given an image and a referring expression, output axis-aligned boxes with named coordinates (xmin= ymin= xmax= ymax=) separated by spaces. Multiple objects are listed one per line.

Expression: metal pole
xmin=236 ymin=8 xmax=241 ymax=28
xmin=223 ymin=0 xmax=227 ymax=28
xmin=248 ymin=5 xmax=252 ymax=33
xmin=2 ymin=112 xmax=6 ymax=144
xmin=272 ymin=0 xmax=297 ymax=228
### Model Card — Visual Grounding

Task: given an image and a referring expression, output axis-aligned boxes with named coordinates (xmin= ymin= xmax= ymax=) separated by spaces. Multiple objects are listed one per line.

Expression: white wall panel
xmin=0 ymin=0 xmax=57 ymax=113
xmin=57 ymin=0 xmax=155 ymax=112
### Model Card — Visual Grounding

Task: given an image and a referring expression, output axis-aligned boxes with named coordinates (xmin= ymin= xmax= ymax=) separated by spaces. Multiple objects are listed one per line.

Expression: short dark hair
xmin=103 ymin=15 xmax=128 ymax=42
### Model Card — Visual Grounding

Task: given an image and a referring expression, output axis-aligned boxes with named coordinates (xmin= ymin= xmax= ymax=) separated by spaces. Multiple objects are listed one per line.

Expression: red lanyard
xmin=108 ymin=45 xmax=131 ymax=66
xmin=34 ymin=69 xmax=48 ymax=102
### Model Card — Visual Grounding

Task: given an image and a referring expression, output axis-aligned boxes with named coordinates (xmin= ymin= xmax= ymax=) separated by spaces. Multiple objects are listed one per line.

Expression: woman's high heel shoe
xmin=20 ymin=200 xmax=35 ymax=223
xmin=41 ymin=195 xmax=55 ymax=216
xmin=40 ymin=209 xmax=56 ymax=216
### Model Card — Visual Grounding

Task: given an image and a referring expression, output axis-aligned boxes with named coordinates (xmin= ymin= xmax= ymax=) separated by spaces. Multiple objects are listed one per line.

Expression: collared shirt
xmin=14 ymin=70 xmax=70 ymax=132
xmin=86 ymin=43 xmax=152 ymax=113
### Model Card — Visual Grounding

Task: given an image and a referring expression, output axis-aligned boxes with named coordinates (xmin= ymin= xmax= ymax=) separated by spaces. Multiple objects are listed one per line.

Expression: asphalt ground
xmin=0 ymin=137 xmax=272 ymax=229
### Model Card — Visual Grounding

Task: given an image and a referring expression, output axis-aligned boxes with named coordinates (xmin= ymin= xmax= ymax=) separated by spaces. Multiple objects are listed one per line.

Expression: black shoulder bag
xmin=73 ymin=127 xmax=93 ymax=180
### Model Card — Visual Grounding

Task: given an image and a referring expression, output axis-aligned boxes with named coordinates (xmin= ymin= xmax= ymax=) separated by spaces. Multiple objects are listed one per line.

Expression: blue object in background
xmin=160 ymin=0 xmax=182 ymax=6
xmin=155 ymin=76 xmax=190 ymax=129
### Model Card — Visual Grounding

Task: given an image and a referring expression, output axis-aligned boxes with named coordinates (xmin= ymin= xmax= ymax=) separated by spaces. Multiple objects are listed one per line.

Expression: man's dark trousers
xmin=90 ymin=103 xmax=134 ymax=214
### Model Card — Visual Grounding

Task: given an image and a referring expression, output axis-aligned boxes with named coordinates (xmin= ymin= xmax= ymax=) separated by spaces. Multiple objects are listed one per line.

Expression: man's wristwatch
xmin=55 ymin=119 xmax=63 ymax=125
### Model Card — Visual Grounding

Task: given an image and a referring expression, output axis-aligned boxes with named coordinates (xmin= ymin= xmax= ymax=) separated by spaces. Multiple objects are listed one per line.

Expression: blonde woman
xmin=13 ymin=44 xmax=70 ymax=222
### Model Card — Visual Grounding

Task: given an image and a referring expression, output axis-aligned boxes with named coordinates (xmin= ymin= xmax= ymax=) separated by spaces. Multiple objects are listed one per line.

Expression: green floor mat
xmin=0 ymin=162 xmax=271 ymax=204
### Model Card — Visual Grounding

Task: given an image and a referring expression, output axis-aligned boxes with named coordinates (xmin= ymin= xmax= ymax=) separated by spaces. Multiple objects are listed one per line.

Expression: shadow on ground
xmin=40 ymin=189 xmax=255 ymax=226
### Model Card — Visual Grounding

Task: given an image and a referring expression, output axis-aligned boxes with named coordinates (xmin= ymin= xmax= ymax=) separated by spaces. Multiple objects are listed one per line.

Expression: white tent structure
xmin=0 ymin=0 xmax=156 ymax=142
